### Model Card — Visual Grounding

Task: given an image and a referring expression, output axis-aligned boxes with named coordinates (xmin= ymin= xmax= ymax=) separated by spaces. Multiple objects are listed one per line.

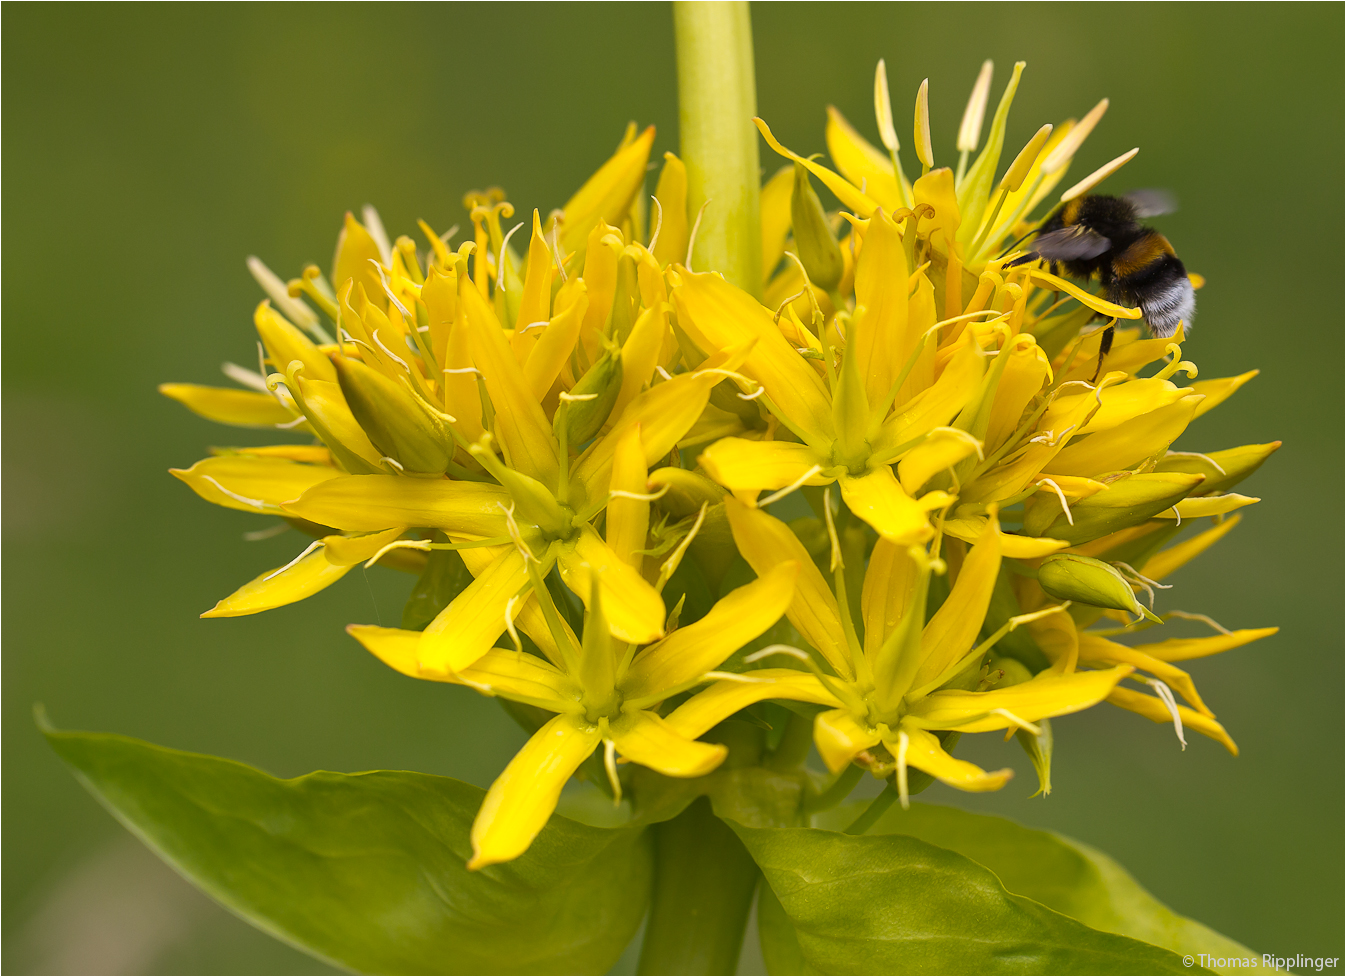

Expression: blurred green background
xmin=4 ymin=3 xmax=1341 ymax=973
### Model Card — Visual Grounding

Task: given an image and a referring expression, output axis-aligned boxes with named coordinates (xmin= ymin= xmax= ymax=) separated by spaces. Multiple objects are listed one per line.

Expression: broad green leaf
xmin=757 ymin=882 xmax=820 ymax=976
xmin=44 ymin=722 xmax=651 ymax=975
xmin=728 ymin=817 xmax=1203 ymax=974
xmin=861 ymin=802 xmax=1275 ymax=975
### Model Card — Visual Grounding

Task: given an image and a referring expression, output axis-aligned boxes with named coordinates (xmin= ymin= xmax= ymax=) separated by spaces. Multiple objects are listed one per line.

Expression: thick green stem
xmin=673 ymin=0 xmax=762 ymax=296
xmin=637 ymin=796 xmax=759 ymax=975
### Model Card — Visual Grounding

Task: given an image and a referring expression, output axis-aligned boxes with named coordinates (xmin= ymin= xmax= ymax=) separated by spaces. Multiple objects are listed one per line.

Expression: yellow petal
xmin=912 ymin=167 xmax=960 ymax=248
xmin=347 ymin=624 xmax=579 ymax=704
xmin=254 ymin=301 xmax=336 ymax=383
xmin=1189 ymin=370 xmax=1258 ymax=418
xmin=557 ymin=125 xmax=656 ymax=257
xmin=849 ymin=209 xmax=911 ymax=408
xmin=284 ymin=475 xmax=512 ymax=536
xmin=913 ymin=515 xmax=1001 ymax=686
xmin=873 ymin=338 xmax=985 ymax=460
xmin=222 ymin=444 xmax=333 ymax=464
xmin=814 ymin=709 xmax=879 ymax=774
xmin=158 ymin=383 xmax=298 ymax=429
xmin=522 ymin=283 xmax=589 ymax=402
xmin=663 ymin=670 xmax=840 ymax=741
xmin=1130 ymin=628 xmax=1279 ymax=664
xmin=1060 ymin=378 xmax=1191 ymax=435
xmin=825 ymin=106 xmax=903 ymax=210
xmin=760 ymin=164 xmax=796 ymax=283
xmin=611 ymin=710 xmax=727 ymax=778
xmin=610 ymin=302 xmax=668 ymax=423
xmin=898 ymin=726 xmax=1012 ymax=792
xmin=861 ymin=538 xmax=917 ymax=658
xmin=321 ymin=527 xmax=405 ymax=567
xmin=724 ymin=499 xmax=851 ymax=678
xmin=287 ymin=372 xmax=384 ymax=473
xmin=908 ymin=665 xmax=1133 ymax=732
xmin=623 ymin=561 xmax=799 ymax=698
xmin=1076 ymin=634 xmax=1211 ymax=716
xmin=1024 ymin=606 xmax=1079 ymax=673
xmin=514 ymin=210 xmax=555 ymax=333
xmin=418 ymin=546 xmax=529 ymax=676
xmin=1025 ymin=269 xmax=1143 ymax=320
xmin=652 ymin=152 xmax=690 ymax=268
xmin=754 ymin=117 xmax=878 ymax=217
xmin=1044 ymin=395 xmax=1203 ymax=477
xmin=574 ymin=345 xmax=750 ymax=495
xmin=171 ymin=454 xmax=340 ymax=514
xmin=332 ymin=212 xmax=386 ymax=310
xmin=1153 ymin=494 xmax=1258 ymax=519
xmin=943 ymin=517 xmax=1070 ymax=558
xmin=469 ymin=713 xmax=601 ymax=869
xmin=837 ymin=467 xmax=942 ymax=545
xmin=983 ymin=342 xmax=1051 ymax=452
xmin=606 ymin=424 xmax=649 ymax=569
xmin=698 ymin=438 xmax=830 ymax=495
xmin=897 ymin=428 xmax=982 ymax=495
xmin=459 ymin=281 xmax=559 ymax=486
xmin=556 ymin=526 xmax=665 ymax=645
xmin=670 ymin=270 xmax=834 ymax=446
xmin=1107 ymin=687 xmax=1238 ymax=755
xmin=201 ymin=544 xmax=350 ymax=618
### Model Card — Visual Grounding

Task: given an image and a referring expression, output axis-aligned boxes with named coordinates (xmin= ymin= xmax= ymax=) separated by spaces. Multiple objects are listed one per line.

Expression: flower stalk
xmin=673 ymin=0 xmax=761 ymax=295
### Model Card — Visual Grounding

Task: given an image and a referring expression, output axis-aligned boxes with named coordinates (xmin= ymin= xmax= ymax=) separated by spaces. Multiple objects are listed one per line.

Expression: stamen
xmin=743 ymin=644 xmax=810 ymax=665
xmin=503 ymin=595 xmax=524 ymax=655
xmin=1141 ymin=677 xmax=1187 ymax=750
xmin=737 ymin=386 xmax=765 ymax=401
xmin=1060 ymin=147 xmax=1140 ymax=202
xmin=1164 ymin=451 xmax=1227 ymax=476
xmin=647 ymin=195 xmax=665 ymax=253
xmin=497 ymin=220 xmax=525 ymax=291
xmin=757 ymin=464 xmax=825 ymax=508
xmin=685 ymin=199 xmax=711 ymax=270
xmin=242 ymin=523 xmax=289 ymax=542
xmin=1036 ymin=478 xmax=1074 ymax=526
xmin=443 ymin=366 xmax=484 ymax=376
xmin=200 ymin=475 xmax=269 ymax=510
xmin=247 ymin=256 xmax=320 ymax=333
xmin=382 ymin=456 xmax=406 ymax=473
xmin=609 ymin=484 xmax=671 ymax=502
xmin=895 ymin=730 xmax=911 ymax=810
xmin=873 ymin=59 xmax=899 ymax=152
xmin=656 ymin=502 xmax=707 ymax=591
xmin=956 ymin=60 xmax=994 ymax=153
xmin=222 ymin=362 xmax=270 ymax=392
xmin=371 ymin=329 xmax=412 ymax=372
xmin=655 ymin=365 xmax=674 ymax=381
xmin=262 ymin=541 xmax=324 ymax=582
xmin=548 ymin=219 xmax=568 ymax=282
xmin=989 ymin=708 xmax=1042 ymax=736
xmin=558 ymin=391 xmax=599 ymax=402
xmin=1040 ymin=98 xmax=1110 ymax=174
xmin=518 ymin=320 xmax=550 ymax=334
xmin=361 ymin=205 xmax=394 ymax=266
xmin=1165 ymin=610 xmax=1233 ymax=636
xmin=369 ymin=260 xmax=415 ymax=323
xmin=1169 ymin=505 xmax=1182 ymax=526
xmin=822 ymin=486 xmax=844 ymax=573
xmin=274 ymin=416 xmax=308 ymax=430
xmin=603 ymin=738 xmax=623 ymax=805
xmin=363 ymin=538 xmax=430 ymax=568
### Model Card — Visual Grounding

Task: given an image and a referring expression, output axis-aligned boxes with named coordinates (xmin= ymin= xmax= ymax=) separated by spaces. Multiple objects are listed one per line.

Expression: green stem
xmin=805 ymin=762 xmax=864 ymax=813
xmin=844 ymin=781 xmax=898 ymax=835
xmin=673 ymin=0 xmax=762 ymax=296
xmin=637 ymin=796 xmax=759 ymax=975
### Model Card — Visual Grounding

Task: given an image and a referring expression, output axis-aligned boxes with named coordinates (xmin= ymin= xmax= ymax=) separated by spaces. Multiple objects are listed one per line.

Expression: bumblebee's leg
xmin=1090 ymin=323 xmax=1115 ymax=383
xmin=1004 ymin=250 xmax=1040 ymax=269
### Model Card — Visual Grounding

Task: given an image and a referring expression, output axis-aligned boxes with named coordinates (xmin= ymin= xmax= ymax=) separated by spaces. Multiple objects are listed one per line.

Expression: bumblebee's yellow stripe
xmin=1113 ymin=233 xmax=1175 ymax=277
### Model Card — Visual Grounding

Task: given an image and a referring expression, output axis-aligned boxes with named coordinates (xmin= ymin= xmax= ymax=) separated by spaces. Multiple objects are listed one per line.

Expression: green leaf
xmin=43 ymin=721 xmax=651 ymax=975
xmin=861 ymin=802 xmax=1274 ymax=975
xmin=402 ymin=546 xmax=472 ymax=630
xmin=728 ymin=816 xmax=1203 ymax=974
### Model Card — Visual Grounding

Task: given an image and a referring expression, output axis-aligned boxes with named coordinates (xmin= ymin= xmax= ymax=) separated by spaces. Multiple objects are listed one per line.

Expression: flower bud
xmin=1037 ymin=553 xmax=1144 ymax=616
xmin=1032 ymin=472 xmax=1205 ymax=545
xmin=790 ymin=162 xmax=845 ymax=292
xmin=332 ymin=357 xmax=453 ymax=474
xmin=1154 ymin=442 xmax=1281 ymax=496
xmin=558 ymin=348 xmax=624 ymax=446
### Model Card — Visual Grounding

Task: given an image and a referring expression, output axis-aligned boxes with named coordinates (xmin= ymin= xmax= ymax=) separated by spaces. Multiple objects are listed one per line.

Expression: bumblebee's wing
xmin=1125 ymin=188 xmax=1178 ymax=218
xmin=1031 ymin=225 xmax=1112 ymax=261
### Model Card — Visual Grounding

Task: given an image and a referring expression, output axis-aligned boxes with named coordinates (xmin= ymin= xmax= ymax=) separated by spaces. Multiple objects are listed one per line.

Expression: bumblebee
xmin=1009 ymin=191 xmax=1195 ymax=339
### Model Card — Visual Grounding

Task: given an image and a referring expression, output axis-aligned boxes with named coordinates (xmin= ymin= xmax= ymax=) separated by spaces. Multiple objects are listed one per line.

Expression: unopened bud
xmin=790 ymin=162 xmax=845 ymax=292
xmin=1037 ymin=553 xmax=1145 ymax=617
xmin=558 ymin=348 xmax=624 ymax=446
xmin=333 ymin=357 xmax=452 ymax=474
xmin=1033 ymin=472 xmax=1204 ymax=545
xmin=1155 ymin=442 xmax=1281 ymax=496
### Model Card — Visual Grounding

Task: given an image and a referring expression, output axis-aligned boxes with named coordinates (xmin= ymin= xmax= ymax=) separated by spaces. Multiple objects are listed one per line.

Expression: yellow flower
xmin=344 ymin=492 xmax=801 ymax=868
xmin=161 ymin=126 xmax=729 ymax=660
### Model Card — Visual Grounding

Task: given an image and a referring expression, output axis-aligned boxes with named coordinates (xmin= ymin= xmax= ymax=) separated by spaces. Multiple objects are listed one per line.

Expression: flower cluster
xmin=164 ymin=61 xmax=1277 ymax=868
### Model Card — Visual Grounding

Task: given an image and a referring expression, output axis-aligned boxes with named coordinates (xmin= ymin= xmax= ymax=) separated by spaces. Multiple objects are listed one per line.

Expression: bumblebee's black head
xmin=1060 ymin=194 xmax=1139 ymax=236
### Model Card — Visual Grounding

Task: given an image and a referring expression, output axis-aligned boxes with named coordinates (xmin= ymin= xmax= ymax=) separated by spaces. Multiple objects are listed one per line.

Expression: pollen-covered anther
xmin=1141 ymin=677 xmax=1187 ymax=750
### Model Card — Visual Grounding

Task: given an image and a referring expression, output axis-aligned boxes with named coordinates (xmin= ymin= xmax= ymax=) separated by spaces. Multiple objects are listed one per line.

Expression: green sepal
xmin=41 ymin=720 xmax=651 ymax=976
